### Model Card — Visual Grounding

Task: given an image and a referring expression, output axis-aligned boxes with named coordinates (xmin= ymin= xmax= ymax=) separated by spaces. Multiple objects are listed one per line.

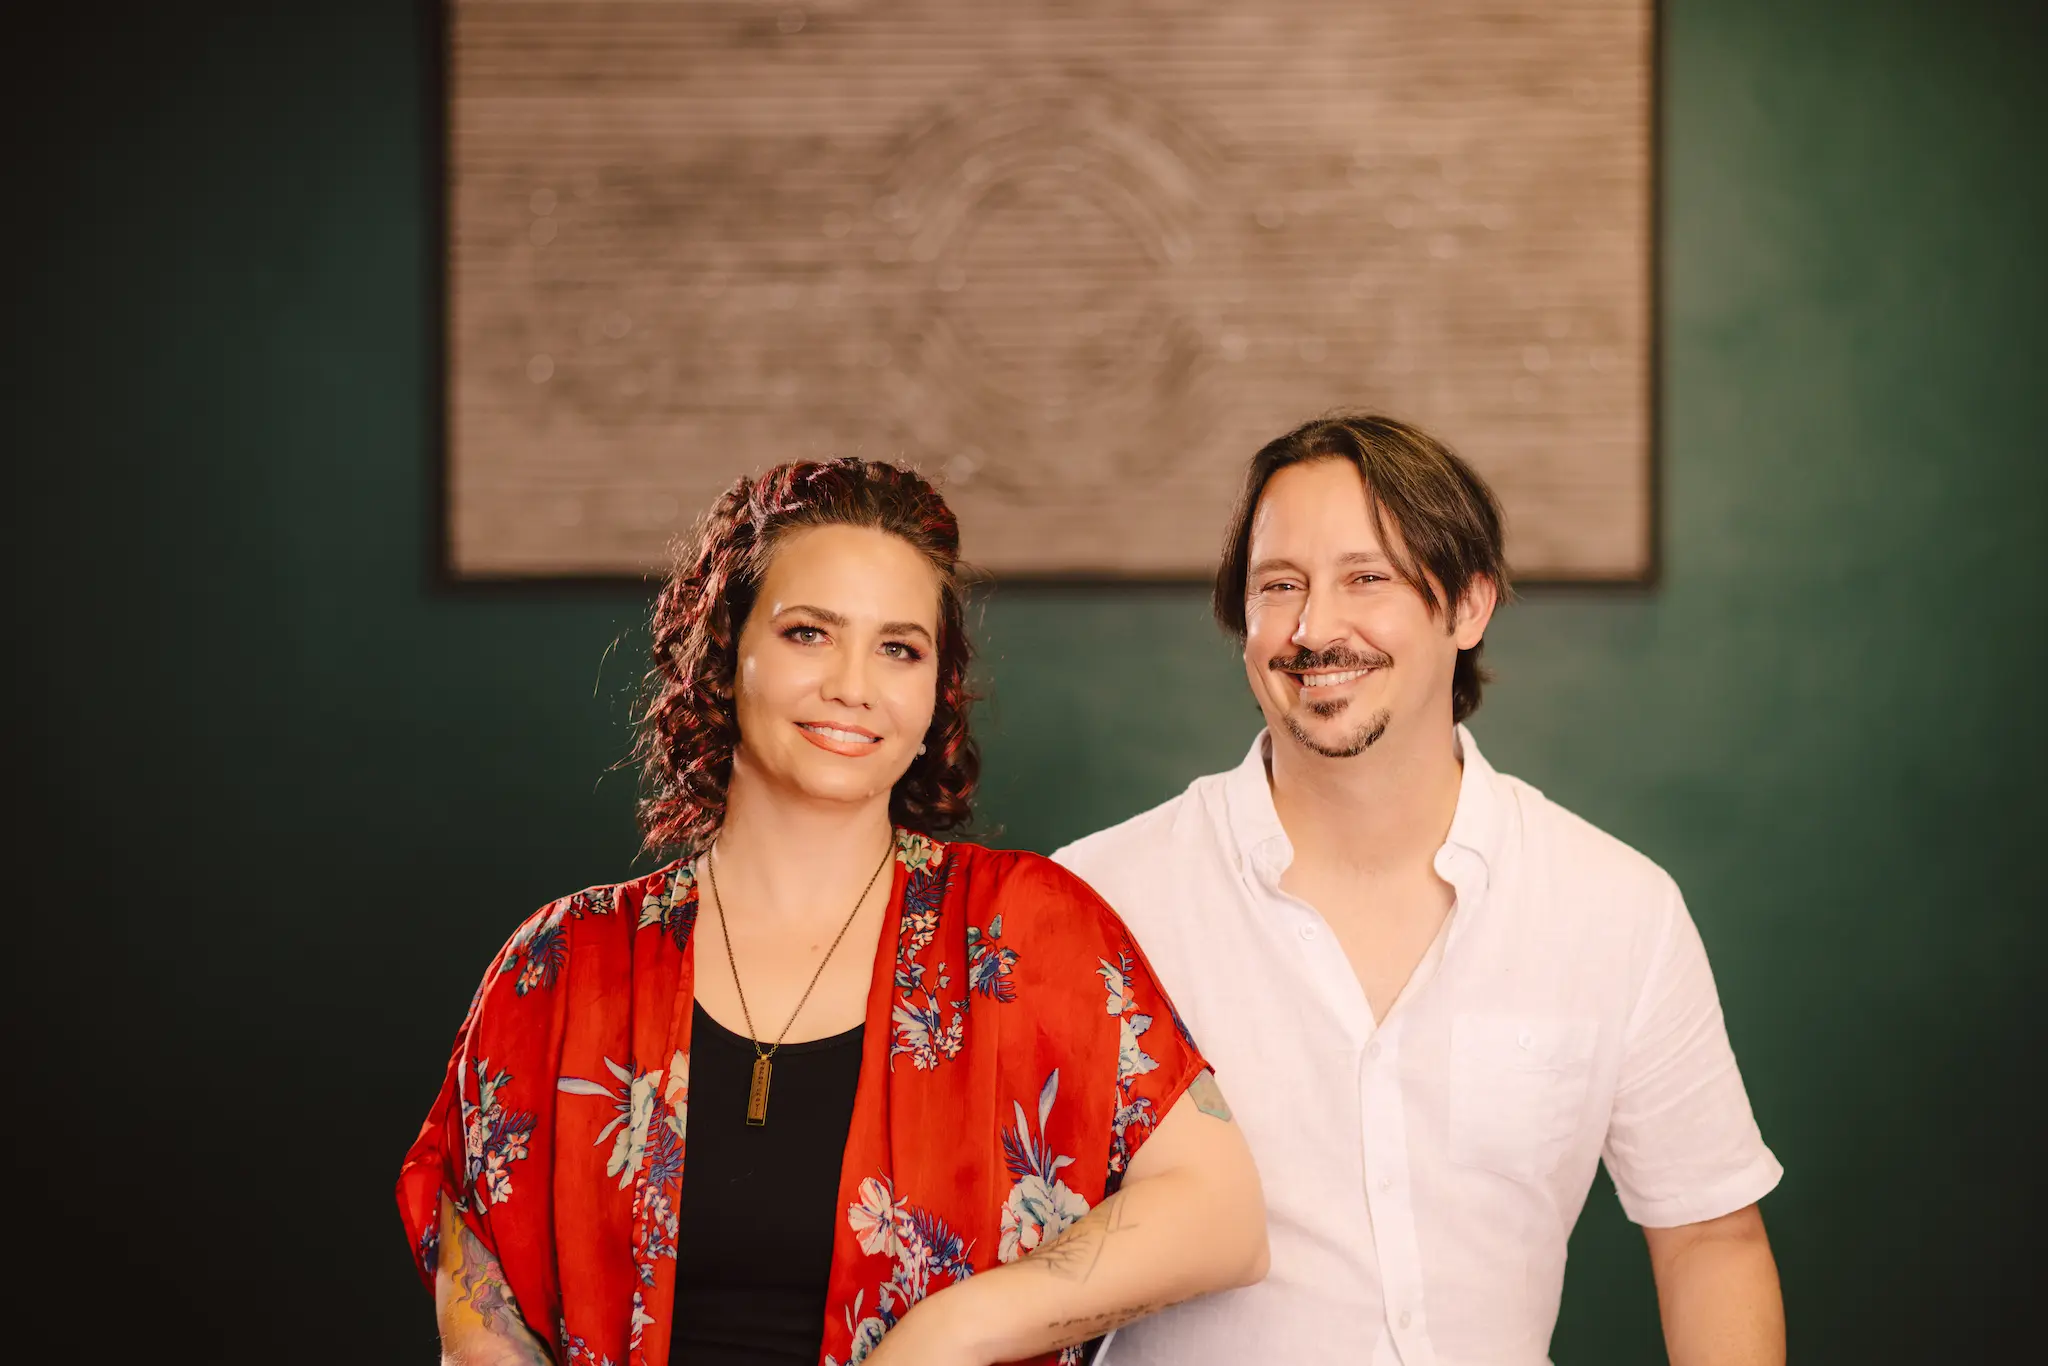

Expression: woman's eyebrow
xmin=879 ymin=620 xmax=935 ymax=645
xmin=778 ymin=603 xmax=848 ymax=626
xmin=779 ymin=604 xmax=932 ymax=645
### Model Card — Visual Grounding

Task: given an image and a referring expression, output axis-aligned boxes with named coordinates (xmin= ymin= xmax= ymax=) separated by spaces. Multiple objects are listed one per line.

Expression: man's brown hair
xmin=1212 ymin=413 xmax=1511 ymax=724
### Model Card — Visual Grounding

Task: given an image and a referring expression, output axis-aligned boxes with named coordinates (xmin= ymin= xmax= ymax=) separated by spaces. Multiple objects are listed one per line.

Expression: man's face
xmin=1240 ymin=458 xmax=1489 ymax=760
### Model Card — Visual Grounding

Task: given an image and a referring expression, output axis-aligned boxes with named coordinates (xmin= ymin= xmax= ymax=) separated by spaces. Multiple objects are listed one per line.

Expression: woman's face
xmin=730 ymin=524 xmax=943 ymax=815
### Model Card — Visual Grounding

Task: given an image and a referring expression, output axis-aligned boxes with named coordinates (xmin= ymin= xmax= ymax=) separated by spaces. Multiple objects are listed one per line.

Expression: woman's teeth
xmin=804 ymin=724 xmax=880 ymax=744
xmin=1299 ymin=668 xmax=1370 ymax=689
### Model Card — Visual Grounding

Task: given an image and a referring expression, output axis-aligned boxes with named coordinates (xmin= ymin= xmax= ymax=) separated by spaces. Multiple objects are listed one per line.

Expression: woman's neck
xmin=711 ymin=760 xmax=897 ymax=928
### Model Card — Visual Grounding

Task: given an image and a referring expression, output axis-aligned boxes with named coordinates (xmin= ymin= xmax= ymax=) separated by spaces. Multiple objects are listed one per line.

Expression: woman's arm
xmin=433 ymin=1193 xmax=555 ymax=1366
xmin=869 ymin=1071 xmax=1268 ymax=1365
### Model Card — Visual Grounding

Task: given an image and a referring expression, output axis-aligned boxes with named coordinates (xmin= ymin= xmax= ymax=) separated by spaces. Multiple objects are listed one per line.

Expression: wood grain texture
xmin=446 ymin=0 xmax=1653 ymax=580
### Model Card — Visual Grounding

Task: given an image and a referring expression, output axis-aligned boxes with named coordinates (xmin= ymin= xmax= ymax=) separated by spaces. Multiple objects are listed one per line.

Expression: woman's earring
xmin=918 ymin=743 xmax=928 ymax=756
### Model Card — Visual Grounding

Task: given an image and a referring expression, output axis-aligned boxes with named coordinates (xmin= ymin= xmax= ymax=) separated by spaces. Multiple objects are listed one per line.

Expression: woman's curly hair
xmin=633 ymin=458 xmax=980 ymax=856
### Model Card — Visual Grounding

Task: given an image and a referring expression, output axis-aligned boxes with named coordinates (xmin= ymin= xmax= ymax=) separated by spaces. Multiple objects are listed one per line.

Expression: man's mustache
xmin=1268 ymin=645 xmax=1393 ymax=673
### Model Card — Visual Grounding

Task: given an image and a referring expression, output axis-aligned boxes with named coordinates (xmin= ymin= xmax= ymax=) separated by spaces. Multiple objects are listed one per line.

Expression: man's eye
xmin=1262 ymin=581 xmax=1301 ymax=593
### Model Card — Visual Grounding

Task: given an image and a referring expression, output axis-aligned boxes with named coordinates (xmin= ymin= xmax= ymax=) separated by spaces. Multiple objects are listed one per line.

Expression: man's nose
xmin=1291 ymin=588 xmax=1345 ymax=652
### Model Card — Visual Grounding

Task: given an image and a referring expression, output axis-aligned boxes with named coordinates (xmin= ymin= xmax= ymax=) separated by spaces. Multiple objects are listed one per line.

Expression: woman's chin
xmin=783 ymin=763 xmax=907 ymax=811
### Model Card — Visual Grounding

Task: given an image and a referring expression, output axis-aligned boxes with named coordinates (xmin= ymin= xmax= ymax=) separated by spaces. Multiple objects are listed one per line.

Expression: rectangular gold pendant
xmin=746 ymin=1055 xmax=772 ymax=1126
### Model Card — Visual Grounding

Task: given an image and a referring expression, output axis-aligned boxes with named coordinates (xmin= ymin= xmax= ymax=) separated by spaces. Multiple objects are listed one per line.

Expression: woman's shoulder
xmin=487 ymin=859 xmax=696 ymax=990
xmin=937 ymin=839 xmax=1201 ymax=1077
xmin=942 ymin=839 xmax=1101 ymax=896
xmin=938 ymin=840 xmax=1128 ymax=943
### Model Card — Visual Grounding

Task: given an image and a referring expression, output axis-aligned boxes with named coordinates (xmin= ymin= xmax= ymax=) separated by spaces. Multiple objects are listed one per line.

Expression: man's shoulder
xmin=1498 ymin=770 xmax=1682 ymax=908
xmin=1051 ymin=770 xmax=1231 ymax=879
xmin=1048 ymin=773 xmax=1238 ymax=942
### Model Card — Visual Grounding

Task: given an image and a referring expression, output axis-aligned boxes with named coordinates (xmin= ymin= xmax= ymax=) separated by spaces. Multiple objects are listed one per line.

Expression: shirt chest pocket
xmin=1447 ymin=1013 xmax=1600 ymax=1183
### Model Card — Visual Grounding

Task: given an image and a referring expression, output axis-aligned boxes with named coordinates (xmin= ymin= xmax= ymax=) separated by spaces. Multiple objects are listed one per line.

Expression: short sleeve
xmin=1103 ymin=914 xmax=1212 ymax=1183
xmin=396 ymin=947 xmax=504 ymax=1287
xmin=1604 ymin=882 xmax=1783 ymax=1227
xmin=395 ymin=906 xmax=560 ymax=1290
xmin=1026 ymin=854 xmax=1211 ymax=1185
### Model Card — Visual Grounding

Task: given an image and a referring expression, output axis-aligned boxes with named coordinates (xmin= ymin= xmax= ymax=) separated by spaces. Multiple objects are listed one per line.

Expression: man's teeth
xmin=806 ymin=724 xmax=880 ymax=744
xmin=1299 ymin=668 xmax=1370 ymax=688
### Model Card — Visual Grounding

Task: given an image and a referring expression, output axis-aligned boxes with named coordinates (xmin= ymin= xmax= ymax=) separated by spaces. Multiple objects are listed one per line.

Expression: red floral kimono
xmin=397 ymin=831 xmax=1207 ymax=1366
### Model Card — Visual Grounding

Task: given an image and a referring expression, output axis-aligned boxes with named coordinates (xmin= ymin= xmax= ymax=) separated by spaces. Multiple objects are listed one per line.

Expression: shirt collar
xmin=1222 ymin=724 xmax=1506 ymax=903
xmin=1221 ymin=730 xmax=1292 ymax=882
xmin=1437 ymin=724 xmax=1503 ymax=902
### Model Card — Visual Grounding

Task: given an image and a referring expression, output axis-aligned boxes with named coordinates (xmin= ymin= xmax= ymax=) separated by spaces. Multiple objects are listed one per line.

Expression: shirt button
xmin=1399 ymin=1311 xmax=1413 ymax=1330
xmin=1299 ymin=923 xmax=1319 ymax=941
xmin=1366 ymin=1041 xmax=1381 ymax=1060
xmin=1518 ymin=1028 xmax=1535 ymax=1050
xmin=1378 ymin=1175 xmax=1394 ymax=1191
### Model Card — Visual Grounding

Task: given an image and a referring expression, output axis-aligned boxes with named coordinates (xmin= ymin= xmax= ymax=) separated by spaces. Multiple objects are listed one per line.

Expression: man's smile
xmin=1293 ymin=667 xmax=1375 ymax=690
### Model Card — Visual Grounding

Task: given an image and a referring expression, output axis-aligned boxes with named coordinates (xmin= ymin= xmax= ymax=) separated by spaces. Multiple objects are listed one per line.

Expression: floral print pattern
xmin=459 ymin=1058 xmax=536 ymax=1213
xmin=398 ymin=837 xmax=1204 ymax=1366
xmin=998 ymin=1070 xmax=1091 ymax=1263
xmin=503 ymin=884 xmax=615 ymax=995
xmin=636 ymin=864 xmax=697 ymax=949
xmin=826 ymin=1175 xmax=980 ymax=1366
xmin=1099 ymin=953 xmax=1163 ymax=1185
xmin=966 ymin=914 xmax=1020 ymax=1002
xmin=890 ymin=835 xmax=968 ymax=1070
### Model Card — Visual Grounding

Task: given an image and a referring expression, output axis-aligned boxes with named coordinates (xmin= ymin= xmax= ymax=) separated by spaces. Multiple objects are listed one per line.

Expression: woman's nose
xmin=822 ymin=647 xmax=874 ymax=708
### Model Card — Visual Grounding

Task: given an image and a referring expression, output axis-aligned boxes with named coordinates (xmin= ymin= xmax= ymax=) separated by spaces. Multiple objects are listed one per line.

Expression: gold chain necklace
xmin=707 ymin=835 xmax=894 ymax=1126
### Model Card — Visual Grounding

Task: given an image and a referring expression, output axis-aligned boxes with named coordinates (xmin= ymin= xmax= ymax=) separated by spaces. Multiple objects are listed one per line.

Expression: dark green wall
xmin=10 ymin=1 xmax=2043 ymax=1359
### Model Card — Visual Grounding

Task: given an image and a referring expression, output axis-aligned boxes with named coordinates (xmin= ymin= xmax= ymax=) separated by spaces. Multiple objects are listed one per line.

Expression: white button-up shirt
xmin=1054 ymin=728 xmax=1782 ymax=1366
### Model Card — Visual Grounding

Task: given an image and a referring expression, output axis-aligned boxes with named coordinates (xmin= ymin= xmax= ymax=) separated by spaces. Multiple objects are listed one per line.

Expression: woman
xmin=397 ymin=459 xmax=1267 ymax=1366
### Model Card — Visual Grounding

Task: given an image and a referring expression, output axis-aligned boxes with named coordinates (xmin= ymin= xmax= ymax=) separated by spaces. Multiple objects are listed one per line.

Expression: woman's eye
xmin=784 ymin=625 xmax=824 ymax=644
xmin=882 ymin=641 xmax=925 ymax=662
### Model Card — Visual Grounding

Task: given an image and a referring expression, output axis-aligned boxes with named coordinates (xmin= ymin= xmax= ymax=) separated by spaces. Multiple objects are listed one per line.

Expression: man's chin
xmin=1280 ymin=706 xmax=1391 ymax=760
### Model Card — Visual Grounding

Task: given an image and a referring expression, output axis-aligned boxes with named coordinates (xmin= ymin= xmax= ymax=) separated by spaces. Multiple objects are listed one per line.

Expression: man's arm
xmin=434 ymin=1193 xmax=554 ymax=1366
xmin=1606 ymin=880 xmax=1785 ymax=1365
xmin=868 ymin=1071 xmax=1268 ymax=1365
xmin=1643 ymin=1203 xmax=1785 ymax=1366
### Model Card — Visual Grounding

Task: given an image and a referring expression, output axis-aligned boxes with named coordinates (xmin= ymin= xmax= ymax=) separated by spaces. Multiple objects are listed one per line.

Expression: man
xmin=1055 ymin=415 xmax=1785 ymax=1366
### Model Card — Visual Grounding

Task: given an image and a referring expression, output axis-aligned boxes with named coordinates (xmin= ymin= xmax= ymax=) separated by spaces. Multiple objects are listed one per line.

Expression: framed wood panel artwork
xmin=443 ymin=0 xmax=1654 ymax=581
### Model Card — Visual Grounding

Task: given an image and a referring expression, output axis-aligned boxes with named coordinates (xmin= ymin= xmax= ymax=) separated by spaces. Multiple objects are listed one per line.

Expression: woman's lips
xmin=796 ymin=721 xmax=885 ymax=757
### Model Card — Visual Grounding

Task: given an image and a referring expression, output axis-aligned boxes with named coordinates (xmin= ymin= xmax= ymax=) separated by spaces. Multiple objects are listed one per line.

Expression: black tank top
xmin=670 ymin=1002 xmax=865 ymax=1366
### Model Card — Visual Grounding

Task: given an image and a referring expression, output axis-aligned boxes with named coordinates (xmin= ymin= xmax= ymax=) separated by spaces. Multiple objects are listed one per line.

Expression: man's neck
xmin=712 ymin=756 xmax=897 ymax=928
xmin=1267 ymin=716 xmax=1465 ymax=879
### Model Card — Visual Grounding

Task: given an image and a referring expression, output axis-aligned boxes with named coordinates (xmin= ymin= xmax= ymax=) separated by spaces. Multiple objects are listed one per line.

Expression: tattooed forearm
xmin=1019 ymin=1196 xmax=1182 ymax=1349
xmin=454 ymin=1226 xmax=521 ymax=1334
xmin=1188 ymin=1069 xmax=1233 ymax=1122
xmin=1041 ymin=1300 xmax=1186 ymax=1350
xmin=436 ymin=1197 xmax=551 ymax=1366
xmin=1026 ymin=1190 xmax=1142 ymax=1284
